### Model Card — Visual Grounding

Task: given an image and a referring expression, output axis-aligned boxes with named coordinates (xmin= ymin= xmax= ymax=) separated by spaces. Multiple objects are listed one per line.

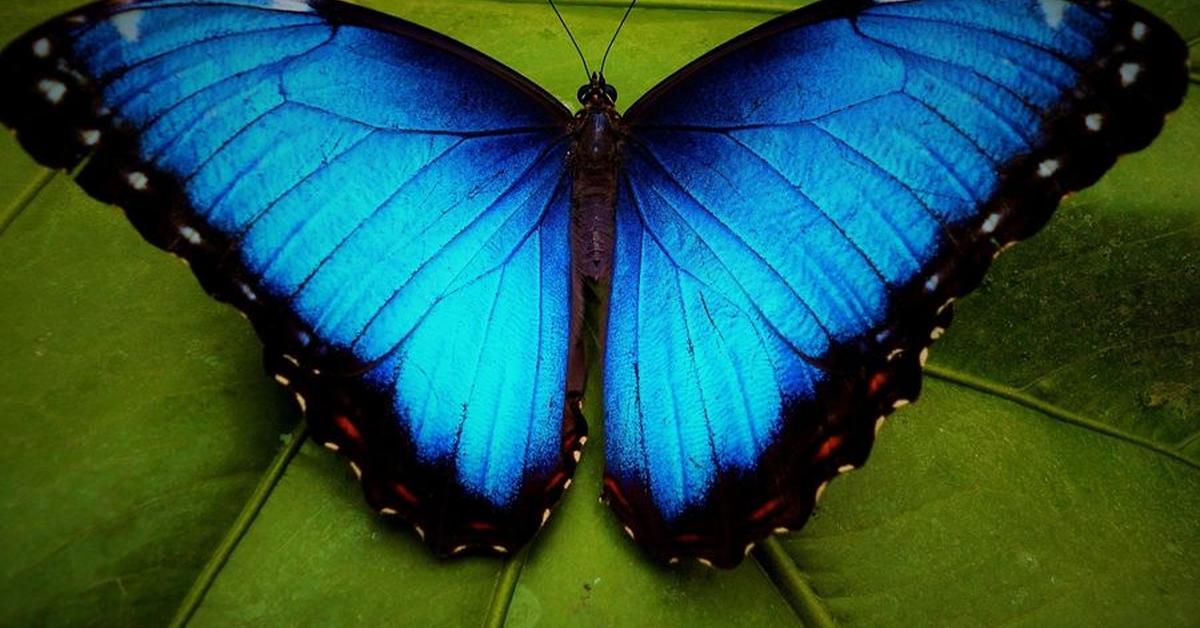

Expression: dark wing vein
xmin=623 ymin=166 xmax=831 ymax=359
xmin=347 ymin=140 xmax=563 ymax=347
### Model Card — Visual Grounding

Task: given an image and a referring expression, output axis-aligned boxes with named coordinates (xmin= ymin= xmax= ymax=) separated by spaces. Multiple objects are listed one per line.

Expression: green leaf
xmin=0 ymin=1 xmax=1196 ymax=626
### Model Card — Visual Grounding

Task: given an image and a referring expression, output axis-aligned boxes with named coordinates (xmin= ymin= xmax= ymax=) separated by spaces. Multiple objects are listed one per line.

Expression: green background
xmin=0 ymin=1 xmax=1197 ymax=626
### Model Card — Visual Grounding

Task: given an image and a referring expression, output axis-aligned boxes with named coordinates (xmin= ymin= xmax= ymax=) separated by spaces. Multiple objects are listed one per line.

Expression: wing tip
xmin=1 ymin=21 xmax=105 ymax=171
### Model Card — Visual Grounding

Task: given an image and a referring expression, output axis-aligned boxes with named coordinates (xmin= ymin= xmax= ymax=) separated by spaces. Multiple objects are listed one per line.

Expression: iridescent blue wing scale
xmin=605 ymin=0 xmax=1187 ymax=566
xmin=0 ymin=0 xmax=584 ymax=555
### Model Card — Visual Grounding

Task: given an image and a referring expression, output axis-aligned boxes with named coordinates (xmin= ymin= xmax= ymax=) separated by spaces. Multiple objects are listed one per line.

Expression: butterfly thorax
xmin=568 ymin=76 xmax=624 ymax=283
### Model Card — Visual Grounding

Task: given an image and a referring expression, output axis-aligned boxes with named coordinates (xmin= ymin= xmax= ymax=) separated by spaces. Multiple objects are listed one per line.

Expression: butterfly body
xmin=569 ymin=75 xmax=625 ymax=283
xmin=0 ymin=0 xmax=1187 ymax=568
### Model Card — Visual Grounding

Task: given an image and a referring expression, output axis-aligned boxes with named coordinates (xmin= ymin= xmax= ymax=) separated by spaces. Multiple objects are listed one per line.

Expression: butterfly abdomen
xmin=569 ymin=108 xmax=623 ymax=282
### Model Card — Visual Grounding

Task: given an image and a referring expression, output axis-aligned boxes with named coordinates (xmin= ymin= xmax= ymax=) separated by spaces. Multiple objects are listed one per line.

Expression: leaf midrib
xmin=0 ymin=169 xmax=54 ymax=238
xmin=924 ymin=364 xmax=1200 ymax=471
xmin=168 ymin=422 xmax=310 ymax=628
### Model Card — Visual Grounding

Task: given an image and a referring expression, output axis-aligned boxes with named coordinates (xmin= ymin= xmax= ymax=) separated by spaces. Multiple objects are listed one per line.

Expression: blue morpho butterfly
xmin=0 ymin=0 xmax=1187 ymax=567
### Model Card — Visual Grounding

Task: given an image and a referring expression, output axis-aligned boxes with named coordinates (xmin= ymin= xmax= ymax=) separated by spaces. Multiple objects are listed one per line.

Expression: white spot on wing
xmin=1120 ymin=62 xmax=1142 ymax=87
xmin=179 ymin=225 xmax=202 ymax=244
xmin=1038 ymin=159 xmax=1061 ymax=178
xmin=1132 ymin=22 xmax=1148 ymax=41
xmin=1085 ymin=113 xmax=1103 ymax=132
xmin=924 ymin=274 xmax=940 ymax=293
xmin=240 ymin=282 xmax=258 ymax=302
xmin=38 ymin=79 xmax=67 ymax=104
xmin=111 ymin=11 xmax=144 ymax=43
xmin=80 ymin=129 xmax=101 ymax=146
xmin=981 ymin=212 xmax=1002 ymax=234
xmin=127 ymin=171 xmax=149 ymax=190
xmin=1039 ymin=0 xmax=1068 ymax=29
xmin=33 ymin=38 xmax=51 ymax=58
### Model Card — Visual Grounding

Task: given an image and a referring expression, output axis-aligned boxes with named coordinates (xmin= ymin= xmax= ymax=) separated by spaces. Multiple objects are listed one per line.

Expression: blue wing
xmin=603 ymin=0 xmax=1187 ymax=566
xmin=0 ymin=0 xmax=584 ymax=555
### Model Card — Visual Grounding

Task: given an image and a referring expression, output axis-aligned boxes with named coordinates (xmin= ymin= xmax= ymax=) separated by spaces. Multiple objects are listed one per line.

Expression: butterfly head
xmin=577 ymin=73 xmax=618 ymax=107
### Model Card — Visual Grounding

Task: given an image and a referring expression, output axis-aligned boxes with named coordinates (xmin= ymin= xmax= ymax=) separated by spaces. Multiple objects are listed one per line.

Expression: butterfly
xmin=0 ymin=0 xmax=1187 ymax=569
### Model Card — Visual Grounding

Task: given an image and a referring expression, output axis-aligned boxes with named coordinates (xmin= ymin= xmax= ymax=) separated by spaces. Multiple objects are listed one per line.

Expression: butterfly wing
xmin=604 ymin=0 xmax=1188 ymax=566
xmin=1 ymin=0 xmax=585 ymax=555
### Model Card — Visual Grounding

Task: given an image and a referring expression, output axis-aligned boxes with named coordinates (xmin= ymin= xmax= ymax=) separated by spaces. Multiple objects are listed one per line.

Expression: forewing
xmin=1 ymin=0 xmax=583 ymax=555
xmin=604 ymin=0 xmax=1188 ymax=566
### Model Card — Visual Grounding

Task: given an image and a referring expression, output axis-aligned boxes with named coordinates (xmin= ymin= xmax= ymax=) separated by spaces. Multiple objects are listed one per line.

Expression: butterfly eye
xmin=604 ymin=84 xmax=618 ymax=103
xmin=577 ymin=84 xmax=591 ymax=104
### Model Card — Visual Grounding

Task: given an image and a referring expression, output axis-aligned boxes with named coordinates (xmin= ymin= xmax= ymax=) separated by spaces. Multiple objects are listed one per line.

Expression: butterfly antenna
xmin=547 ymin=0 xmax=591 ymax=78
xmin=599 ymin=0 xmax=637 ymax=77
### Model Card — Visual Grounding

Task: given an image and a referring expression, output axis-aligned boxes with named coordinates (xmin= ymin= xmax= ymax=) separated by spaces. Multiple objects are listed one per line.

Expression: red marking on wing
xmin=868 ymin=371 xmax=889 ymax=396
xmin=393 ymin=483 xmax=418 ymax=505
xmin=813 ymin=434 xmax=843 ymax=462
xmin=604 ymin=477 xmax=631 ymax=510
xmin=749 ymin=498 xmax=783 ymax=523
xmin=335 ymin=415 xmax=363 ymax=444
